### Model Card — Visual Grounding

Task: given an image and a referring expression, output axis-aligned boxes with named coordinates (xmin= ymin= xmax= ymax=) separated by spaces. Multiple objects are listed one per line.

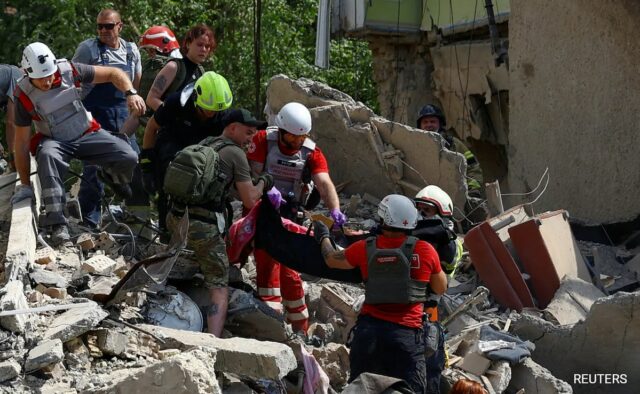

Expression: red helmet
xmin=139 ymin=26 xmax=180 ymax=55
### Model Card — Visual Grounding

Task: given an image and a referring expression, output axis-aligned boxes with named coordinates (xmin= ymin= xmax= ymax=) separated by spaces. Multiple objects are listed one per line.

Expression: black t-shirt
xmin=153 ymin=91 xmax=227 ymax=168
xmin=154 ymin=91 xmax=227 ymax=149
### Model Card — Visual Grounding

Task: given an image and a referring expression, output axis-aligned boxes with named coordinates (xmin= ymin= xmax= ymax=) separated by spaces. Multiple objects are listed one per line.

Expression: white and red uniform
xmin=247 ymin=128 xmax=329 ymax=332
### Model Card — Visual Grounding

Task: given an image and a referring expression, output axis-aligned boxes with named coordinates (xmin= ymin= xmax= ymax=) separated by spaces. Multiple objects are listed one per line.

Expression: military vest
xmin=364 ymin=236 xmax=428 ymax=304
xmin=17 ymin=59 xmax=92 ymax=141
xmin=264 ymin=126 xmax=315 ymax=201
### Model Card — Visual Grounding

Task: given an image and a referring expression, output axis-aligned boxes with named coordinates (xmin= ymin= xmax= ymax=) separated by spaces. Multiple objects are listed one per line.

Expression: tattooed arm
xmin=146 ymin=61 xmax=179 ymax=111
xmin=320 ymin=238 xmax=353 ymax=269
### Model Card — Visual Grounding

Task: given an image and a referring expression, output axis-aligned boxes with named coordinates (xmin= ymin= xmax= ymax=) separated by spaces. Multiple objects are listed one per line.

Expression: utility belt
xmin=170 ymin=202 xmax=223 ymax=225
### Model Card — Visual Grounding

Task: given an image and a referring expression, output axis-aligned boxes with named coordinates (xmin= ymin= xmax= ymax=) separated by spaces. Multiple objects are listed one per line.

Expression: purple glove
xmin=266 ymin=187 xmax=286 ymax=209
xmin=330 ymin=208 xmax=347 ymax=227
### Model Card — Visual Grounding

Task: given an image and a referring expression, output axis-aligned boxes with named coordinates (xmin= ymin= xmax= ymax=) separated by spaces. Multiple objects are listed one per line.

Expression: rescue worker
xmin=417 ymin=104 xmax=487 ymax=228
xmin=145 ymin=24 xmax=213 ymax=112
xmin=314 ymin=194 xmax=447 ymax=393
xmin=138 ymin=25 xmax=182 ymax=60
xmin=11 ymin=42 xmax=144 ymax=245
xmin=414 ymin=185 xmax=462 ymax=394
xmin=140 ymin=71 xmax=231 ymax=232
xmin=1 ymin=64 xmax=23 ymax=171
xmin=73 ymin=8 xmax=143 ymax=229
xmin=164 ymin=108 xmax=273 ymax=336
xmin=247 ymin=102 xmax=346 ymax=332
xmin=417 ymin=104 xmax=483 ymax=193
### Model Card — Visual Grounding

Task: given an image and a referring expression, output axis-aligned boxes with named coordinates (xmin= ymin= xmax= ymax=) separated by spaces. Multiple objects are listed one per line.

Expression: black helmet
xmin=416 ymin=104 xmax=446 ymax=129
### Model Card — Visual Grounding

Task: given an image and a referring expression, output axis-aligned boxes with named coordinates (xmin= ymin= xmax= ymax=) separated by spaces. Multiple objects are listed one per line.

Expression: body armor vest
xmin=364 ymin=236 xmax=428 ymax=304
xmin=17 ymin=59 xmax=92 ymax=141
xmin=264 ymin=127 xmax=315 ymax=201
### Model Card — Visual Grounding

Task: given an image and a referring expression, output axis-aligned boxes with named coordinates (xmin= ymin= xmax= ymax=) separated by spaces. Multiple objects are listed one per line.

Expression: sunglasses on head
xmin=97 ymin=23 xmax=119 ymax=30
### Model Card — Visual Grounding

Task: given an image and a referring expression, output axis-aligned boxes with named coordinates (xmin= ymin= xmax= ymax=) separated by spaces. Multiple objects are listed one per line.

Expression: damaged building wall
xmin=265 ymin=75 xmax=468 ymax=212
xmin=508 ymin=1 xmax=640 ymax=223
xmin=367 ymin=35 xmax=437 ymax=127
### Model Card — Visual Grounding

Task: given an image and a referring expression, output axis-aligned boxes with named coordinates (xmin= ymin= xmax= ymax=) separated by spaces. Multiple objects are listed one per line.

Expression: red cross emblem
xmin=403 ymin=219 xmax=408 ymax=226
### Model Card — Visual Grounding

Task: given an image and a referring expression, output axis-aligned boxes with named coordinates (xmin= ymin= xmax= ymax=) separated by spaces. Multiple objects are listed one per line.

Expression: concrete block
xmin=95 ymin=231 xmax=117 ymax=251
xmin=0 ymin=280 xmax=31 ymax=333
xmin=27 ymin=290 xmax=44 ymax=304
xmin=29 ymin=268 xmax=67 ymax=288
xmin=321 ymin=284 xmax=358 ymax=343
xmin=137 ymin=324 xmax=297 ymax=380
xmin=76 ymin=233 xmax=95 ymax=250
xmin=43 ymin=287 xmax=67 ymax=299
xmin=311 ymin=343 xmax=350 ymax=389
xmin=95 ymin=328 xmax=129 ymax=357
xmin=225 ymin=288 xmax=289 ymax=342
xmin=89 ymin=348 xmax=221 ymax=394
xmin=459 ymin=351 xmax=492 ymax=375
xmin=35 ymin=246 xmax=57 ymax=265
xmin=486 ymin=360 xmax=511 ymax=394
xmin=158 ymin=349 xmax=181 ymax=360
xmin=508 ymin=358 xmax=572 ymax=394
xmin=25 ymin=339 xmax=64 ymax=372
xmin=64 ymin=337 xmax=91 ymax=370
xmin=82 ymin=255 xmax=118 ymax=276
xmin=43 ymin=302 xmax=108 ymax=342
xmin=0 ymin=360 xmax=21 ymax=383
xmin=543 ymin=277 xmax=605 ymax=325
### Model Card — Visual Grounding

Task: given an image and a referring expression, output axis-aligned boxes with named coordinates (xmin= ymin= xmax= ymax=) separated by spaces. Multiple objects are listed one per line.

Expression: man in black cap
xmin=164 ymin=108 xmax=275 ymax=337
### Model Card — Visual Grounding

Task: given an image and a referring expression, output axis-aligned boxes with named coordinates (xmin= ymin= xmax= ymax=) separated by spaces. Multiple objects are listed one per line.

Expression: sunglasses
xmin=97 ymin=23 xmax=120 ymax=30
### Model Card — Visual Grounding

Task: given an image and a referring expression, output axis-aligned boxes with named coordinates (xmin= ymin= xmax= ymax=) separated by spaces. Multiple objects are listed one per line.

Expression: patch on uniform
xmin=410 ymin=254 xmax=420 ymax=269
xmin=246 ymin=141 xmax=256 ymax=153
xmin=376 ymin=256 xmax=399 ymax=264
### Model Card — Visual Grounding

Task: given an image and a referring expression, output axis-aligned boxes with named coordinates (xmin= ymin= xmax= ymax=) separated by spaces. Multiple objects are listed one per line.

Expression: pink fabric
xmin=225 ymin=201 xmax=261 ymax=263
xmin=300 ymin=346 xmax=330 ymax=394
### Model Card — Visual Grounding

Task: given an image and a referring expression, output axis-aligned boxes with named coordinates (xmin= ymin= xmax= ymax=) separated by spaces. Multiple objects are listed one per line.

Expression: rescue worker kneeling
xmin=314 ymin=194 xmax=447 ymax=393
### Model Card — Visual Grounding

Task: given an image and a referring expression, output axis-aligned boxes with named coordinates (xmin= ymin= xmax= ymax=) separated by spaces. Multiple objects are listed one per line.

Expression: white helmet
xmin=22 ymin=42 xmax=57 ymax=78
xmin=275 ymin=102 xmax=312 ymax=135
xmin=378 ymin=194 xmax=419 ymax=230
xmin=414 ymin=185 xmax=453 ymax=217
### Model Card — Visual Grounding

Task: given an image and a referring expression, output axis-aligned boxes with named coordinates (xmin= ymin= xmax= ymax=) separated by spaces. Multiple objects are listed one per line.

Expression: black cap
xmin=223 ymin=108 xmax=267 ymax=129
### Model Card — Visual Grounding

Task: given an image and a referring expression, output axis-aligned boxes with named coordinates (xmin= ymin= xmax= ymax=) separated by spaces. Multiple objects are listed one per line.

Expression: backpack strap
xmin=364 ymin=236 xmax=377 ymax=279
xmin=96 ymin=38 xmax=108 ymax=65
xmin=125 ymin=40 xmax=134 ymax=72
xmin=401 ymin=236 xmax=419 ymax=262
xmin=165 ymin=58 xmax=186 ymax=98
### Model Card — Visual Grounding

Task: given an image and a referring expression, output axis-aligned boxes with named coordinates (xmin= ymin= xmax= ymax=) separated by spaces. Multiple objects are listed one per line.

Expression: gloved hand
xmin=329 ymin=208 xmax=347 ymax=228
xmin=11 ymin=184 xmax=34 ymax=205
xmin=266 ymin=187 xmax=286 ymax=209
xmin=256 ymin=174 xmax=274 ymax=191
xmin=313 ymin=220 xmax=331 ymax=244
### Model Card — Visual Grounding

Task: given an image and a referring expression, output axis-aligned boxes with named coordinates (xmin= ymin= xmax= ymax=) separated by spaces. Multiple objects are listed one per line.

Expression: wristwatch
xmin=125 ymin=88 xmax=138 ymax=97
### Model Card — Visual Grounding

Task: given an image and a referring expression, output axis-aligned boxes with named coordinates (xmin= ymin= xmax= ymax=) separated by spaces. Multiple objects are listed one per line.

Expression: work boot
xmin=51 ymin=224 xmax=71 ymax=246
xmin=98 ymin=168 xmax=132 ymax=200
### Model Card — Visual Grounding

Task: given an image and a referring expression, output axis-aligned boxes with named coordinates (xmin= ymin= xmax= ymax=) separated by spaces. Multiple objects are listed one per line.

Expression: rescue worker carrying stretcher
xmin=314 ymin=194 xmax=447 ymax=393
xmin=246 ymin=102 xmax=346 ymax=333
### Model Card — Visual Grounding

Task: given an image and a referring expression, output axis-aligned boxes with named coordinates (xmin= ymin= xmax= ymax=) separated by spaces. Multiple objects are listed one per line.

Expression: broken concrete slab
xmin=25 ymin=338 xmax=64 ymax=372
xmin=86 ymin=348 xmax=221 ymax=394
xmin=512 ymin=292 xmax=640 ymax=393
xmin=543 ymin=277 xmax=605 ymax=326
xmin=508 ymin=357 xmax=572 ymax=394
xmin=0 ymin=280 xmax=32 ymax=333
xmin=64 ymin=337 xmax=91 ymax=370
xmin=137 ymin=324 xmax=297 ymax=380
xmin=43 ymin=302 xmax=108 ymax=342
xmin=0 ymin=360 xmax=21 ymax=383
xmin=311 ymin=342 xmax=350 ymax=389
xmin=29 ymin=268 xmax=68 ymax=288
xmin=321 ymin=284 xmax=359 ymax=343
xmin=459 ymin=351 xmax=492 ymax=376
xmin=486 ymin=360 xmax=511 ymax=394
xmin=94 ymin=328 xmax=129 ymax=357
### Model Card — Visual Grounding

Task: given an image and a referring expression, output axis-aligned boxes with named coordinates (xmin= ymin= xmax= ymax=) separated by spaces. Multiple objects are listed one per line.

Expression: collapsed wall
xmin=265 ymin=75 xmax=468 ymax=215
xmin=509 ymin=1 xmax=640 ymax=223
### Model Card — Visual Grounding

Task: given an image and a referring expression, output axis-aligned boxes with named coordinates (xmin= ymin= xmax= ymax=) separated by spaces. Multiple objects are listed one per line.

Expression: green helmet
xmin=194 ymin=71 xmax=233 ymax=111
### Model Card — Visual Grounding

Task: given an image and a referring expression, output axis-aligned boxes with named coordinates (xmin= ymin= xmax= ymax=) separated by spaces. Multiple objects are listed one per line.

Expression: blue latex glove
xmin=266 ymin=187 xmax=286 ymax=209
xmin=11 ymin=184 xmax=34 ymax=205
xmin=330 ymin=208 xmax=347 ymax=227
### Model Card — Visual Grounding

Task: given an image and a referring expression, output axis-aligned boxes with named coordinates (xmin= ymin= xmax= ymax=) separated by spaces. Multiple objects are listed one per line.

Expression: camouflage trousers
xmin=166 ymin=212 xmax=229 ymax=288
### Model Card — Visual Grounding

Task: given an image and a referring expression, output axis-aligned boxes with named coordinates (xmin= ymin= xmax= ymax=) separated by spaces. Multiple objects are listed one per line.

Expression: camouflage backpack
xmin=163 ymin=137 xmax=235 ymax=207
